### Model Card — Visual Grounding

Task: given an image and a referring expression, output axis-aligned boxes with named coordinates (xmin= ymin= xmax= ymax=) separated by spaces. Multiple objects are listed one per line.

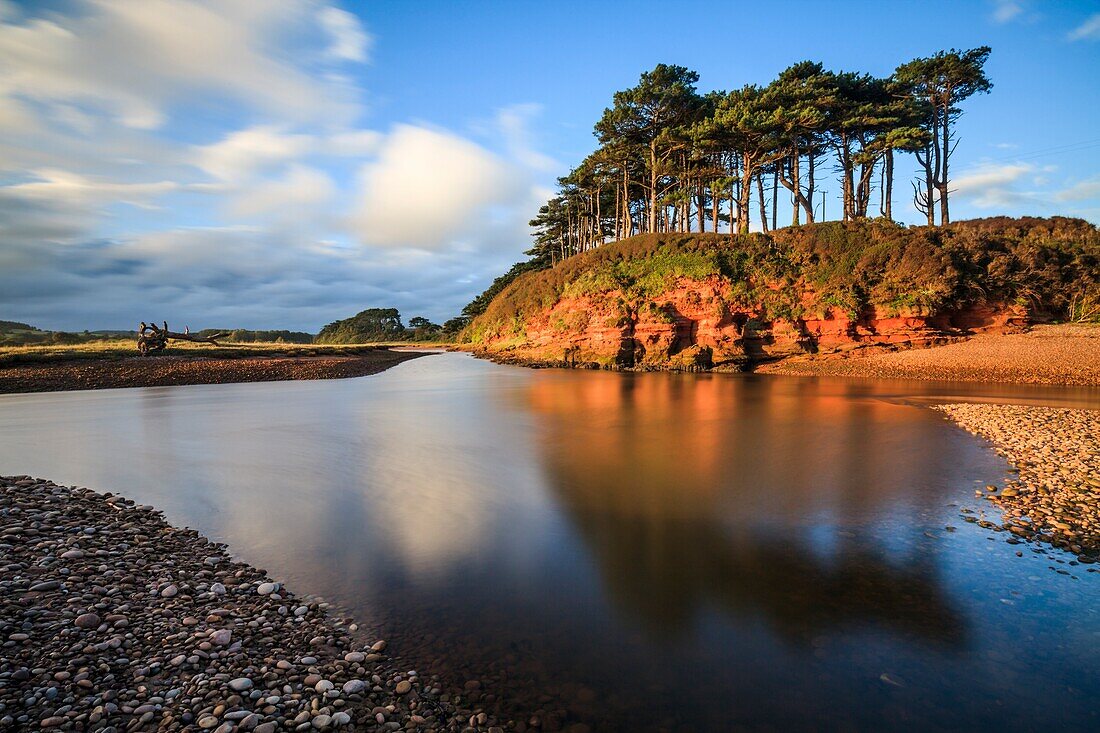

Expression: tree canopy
xmin=525 ymin=49 xmax=991 ymax=266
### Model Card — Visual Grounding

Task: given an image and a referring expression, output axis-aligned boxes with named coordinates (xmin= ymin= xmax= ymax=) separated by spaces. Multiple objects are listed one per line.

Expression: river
xmin=1 ymin=353 xmax=1097 ymax=732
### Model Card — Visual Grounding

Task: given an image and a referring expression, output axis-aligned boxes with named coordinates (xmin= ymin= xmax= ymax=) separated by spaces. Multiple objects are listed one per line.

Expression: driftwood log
xmin=137 ymin=321 xmax=228 ymax=356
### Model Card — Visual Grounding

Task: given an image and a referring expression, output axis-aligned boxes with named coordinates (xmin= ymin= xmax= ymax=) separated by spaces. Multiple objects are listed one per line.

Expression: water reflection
xmin=0 ymin=356 xmax=1098 ymax=731
xmin=524 ymin=373 xmax=966 ymax=646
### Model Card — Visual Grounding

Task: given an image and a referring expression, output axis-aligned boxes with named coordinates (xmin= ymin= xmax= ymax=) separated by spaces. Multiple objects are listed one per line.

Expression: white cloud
xmin=1069 ymin=13 xmax=1100 ymax=40
xmin=196 ymin=125 xmax=316 ymax=182
xmin=1053 ymin=179 xmax=1100 ymax=202
xmin=953 ymin=163 xmax=1032 ymax=193
xmin=324 ymin=130 xmax=383 ymax=156
xmin=0 ymin=0 xmax=360 ymax=130
xmin=496 ymin=103 xmax=559 ymax=173
xmin=353 ymin=124 xmax=525 ymax=250
xmin=992 ymin=0 xmax=1023 ymax=23
xmin=318 ymin=6 xmax=371 ymax=62
xmin=953 ymin=163 xmax=1037 ymax=209
xmin=0 ymin=1 xmax=554 ymax=330
xmin=228 ymin=164 xmax=336 ymax=220
xmin=4 ymin=169 xmax=179 ymax=208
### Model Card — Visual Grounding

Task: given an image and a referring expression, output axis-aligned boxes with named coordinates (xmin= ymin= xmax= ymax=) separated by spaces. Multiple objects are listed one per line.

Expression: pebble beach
xmin=0 ymin=476 xmax=504 ymax=733
xmin=935 ymin=404 xmax=1100 ymax=562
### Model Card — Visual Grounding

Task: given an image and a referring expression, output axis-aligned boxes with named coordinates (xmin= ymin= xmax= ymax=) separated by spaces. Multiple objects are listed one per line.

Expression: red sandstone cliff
xmin=463 ymin=220 xmax=1094 ymax=371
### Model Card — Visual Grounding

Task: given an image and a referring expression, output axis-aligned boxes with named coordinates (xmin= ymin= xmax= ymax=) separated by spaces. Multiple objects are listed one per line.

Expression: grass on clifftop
xmin=0 ymin=341 xmax=439 ymax=367
xmin=464 ymin=217 xmax=1100 ymax=343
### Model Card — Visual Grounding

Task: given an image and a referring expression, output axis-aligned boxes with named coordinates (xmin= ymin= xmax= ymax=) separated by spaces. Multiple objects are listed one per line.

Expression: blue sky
xmin=1 ymin=0 xmax=1098 ymax=331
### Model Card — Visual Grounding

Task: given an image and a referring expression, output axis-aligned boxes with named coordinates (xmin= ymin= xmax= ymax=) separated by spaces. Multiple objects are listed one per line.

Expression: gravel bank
xmin=758 ymin=324 xmax=1100 ymax=385
xmin=0 ymin=350 xmax=428 ymax=394
xmin=934 ymin=404 xmax=1100 ymax=562
xmin=0 ymin=476 xmax=504 ymax=732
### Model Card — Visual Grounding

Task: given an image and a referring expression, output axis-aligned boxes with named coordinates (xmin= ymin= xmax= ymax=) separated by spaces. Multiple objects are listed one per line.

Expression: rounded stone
xmin=74 ymin=613 xmax=101 ymax=629
xmin=341 ymin=680 xmax=365 ymax=695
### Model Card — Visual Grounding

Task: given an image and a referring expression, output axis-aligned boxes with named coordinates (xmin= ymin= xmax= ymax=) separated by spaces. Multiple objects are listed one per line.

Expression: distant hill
xmin=462 ymin=217 xmax=1100 ymax=370
xmin=0 ymin=320 xmax=39 ymax=332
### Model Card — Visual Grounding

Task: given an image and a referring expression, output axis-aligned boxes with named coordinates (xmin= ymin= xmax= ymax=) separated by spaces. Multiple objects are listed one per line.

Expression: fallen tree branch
xmin=137 ymin=321 xmax=229 ymax=356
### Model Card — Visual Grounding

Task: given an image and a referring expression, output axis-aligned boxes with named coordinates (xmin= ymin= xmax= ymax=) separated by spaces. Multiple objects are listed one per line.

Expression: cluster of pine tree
xmin=527 ymin=49 xmax=992 ymax=265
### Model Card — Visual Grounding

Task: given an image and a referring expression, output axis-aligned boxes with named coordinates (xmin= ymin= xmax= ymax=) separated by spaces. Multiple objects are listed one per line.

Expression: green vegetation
xmin=464 ymin=217 xmax=1100 ymax=342
xmin=191 ymin=329 xmax=313 ymax=344
xmin=522 ymin=50 xmax=991 ymax=266
xmin=4 ymin=310 xmax=456 ymax=350
xmin=315 ymin=308 xmax=456 ymax=344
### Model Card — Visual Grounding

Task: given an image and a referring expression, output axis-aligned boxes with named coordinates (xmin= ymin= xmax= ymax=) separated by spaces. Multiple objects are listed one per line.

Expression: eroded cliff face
xmin=473 ymin=275 xmax=1027 ymax=371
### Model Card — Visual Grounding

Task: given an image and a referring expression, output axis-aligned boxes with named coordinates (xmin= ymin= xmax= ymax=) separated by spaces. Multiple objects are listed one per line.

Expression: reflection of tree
xmin=566 ymin=508 xmax=964 ymax=646
xmin=523 ymin=371 xmax=966 ymax=647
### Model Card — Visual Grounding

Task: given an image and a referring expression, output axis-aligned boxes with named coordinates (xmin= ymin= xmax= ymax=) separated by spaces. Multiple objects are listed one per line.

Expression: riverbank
xmin=0 ymin=475 xmax=506 ymax=732
xmin=757 ymin=324 xmax=1100 ymax=385
xmin=934 ymin=404 xmax=1100 ymax=563
xmin=0 ymin=349 xmax=429 ymax=394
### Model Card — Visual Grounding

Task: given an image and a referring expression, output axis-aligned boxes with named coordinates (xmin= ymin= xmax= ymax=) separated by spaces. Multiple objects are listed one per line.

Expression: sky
xmin=1 ymin=0 xmax=1099 ymax=332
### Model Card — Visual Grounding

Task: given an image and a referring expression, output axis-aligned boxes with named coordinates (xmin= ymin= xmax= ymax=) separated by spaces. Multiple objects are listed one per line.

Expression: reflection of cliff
xmin=566 ymin=510 xmax=964 ymax=646
xmin=522 ymin=371 xmax=966 ymax=646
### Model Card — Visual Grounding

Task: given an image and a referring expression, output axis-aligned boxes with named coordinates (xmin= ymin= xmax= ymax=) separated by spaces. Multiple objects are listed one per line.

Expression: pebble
xmin=74 ymin=612 xmax=101 ymax=629
xmin=0 ymin=476 xmax=477 ymax=733
xmin=936 ymin=405 xmax=1100 ymax=561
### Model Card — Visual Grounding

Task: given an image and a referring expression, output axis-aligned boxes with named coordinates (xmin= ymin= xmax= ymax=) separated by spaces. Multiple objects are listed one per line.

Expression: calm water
xmin=1 ymin=353 xmax=1098 ymax=732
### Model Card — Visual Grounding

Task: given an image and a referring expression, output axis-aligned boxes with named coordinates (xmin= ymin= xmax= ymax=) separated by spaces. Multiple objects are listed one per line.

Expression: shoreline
xmin=933 ymin=404 xmax=1100 ymax=564
xmin=0 ymin=349 xmax=430 ymax=395
xmin=464 ymin=324 xmax=1100 ymax=387
xmin=0 ymin=475 xmax=498 ymax=732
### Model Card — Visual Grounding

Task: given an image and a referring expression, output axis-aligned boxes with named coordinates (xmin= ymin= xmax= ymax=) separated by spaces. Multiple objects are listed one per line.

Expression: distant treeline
xmin=1 ymin=312 xmax=462 ymax=348
xmin=315 ymin=308 xmax=464 ymax=344
xmin=192 ymin=329 xmax=313 ymax=344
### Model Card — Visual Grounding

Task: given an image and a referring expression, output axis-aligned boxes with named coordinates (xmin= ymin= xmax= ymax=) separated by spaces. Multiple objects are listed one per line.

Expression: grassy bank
xmin=0 ymin=340 xmax=450 ymax=367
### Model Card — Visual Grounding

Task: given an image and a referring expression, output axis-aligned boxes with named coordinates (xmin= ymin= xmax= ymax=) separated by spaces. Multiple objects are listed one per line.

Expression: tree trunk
xmin=790 ymin=152 xmax=801 ymax=226
xmin=771 ymin=167 xmax=778 ymax=231
xmin=805 ymin=151 xmax=816 ymax=223
xmin=711 ymin=180 xmax=719 ymax=233
xmin=757 ymin=171 xmax=769 ymax=234
xmin=881 ymin=149 xmax=894 ymax=220
xmin=648 ymin=141 xmax=658 ymax=233
xmin=737 ymin=161 xmax=753 ymax=235
xmin=939 ymin=105 xmax=951 ymax=225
